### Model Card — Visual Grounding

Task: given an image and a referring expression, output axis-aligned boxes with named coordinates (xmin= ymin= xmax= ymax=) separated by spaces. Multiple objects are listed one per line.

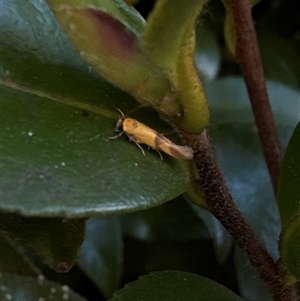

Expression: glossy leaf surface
xmin=0 ymin=0 xmax=190 ymax=218
xmin=144 ymin=0 xmax=210 ymax=132
xmin=0 ymin=273 xmax=86 ymax=301
xmin=258 ymin=31 xmax=300 ymax=88
xmin=280 ymin=214 xmax=300 ymax=280
xmin=278 ymin=122 xmax=300 ymax=279
xmin=278 ymin=122 xmax=300 ymax=226
xmin=0 ymin=234 xmax=40 ymax=277
xmin=46 ymin=0 xmax=177 ymax=112
xmin=0 ymin=213 xmax=86 ymax=272
xmin=109 ymin=271 xmax=244 ymax=301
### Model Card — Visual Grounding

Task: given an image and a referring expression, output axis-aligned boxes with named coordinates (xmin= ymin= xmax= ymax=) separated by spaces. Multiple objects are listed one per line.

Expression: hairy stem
xmin=182 ymin=130 xmax=298 ymax=301
xmin=229 ymin=0 xmax=282 ymax=192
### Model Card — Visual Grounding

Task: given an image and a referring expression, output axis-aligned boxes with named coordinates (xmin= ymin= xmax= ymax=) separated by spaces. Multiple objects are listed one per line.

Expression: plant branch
xmin=182 ymin=130 xmax=298 ymax=301
xmin=229 ymin=0 xmax=282 ymax=192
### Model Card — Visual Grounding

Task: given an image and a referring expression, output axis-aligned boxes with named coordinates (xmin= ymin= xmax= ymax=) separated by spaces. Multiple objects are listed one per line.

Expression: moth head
xmin=115 ymin=117 xmax=124 ymax=132
xmin=114 ymin=108 xmax=126 ymax=132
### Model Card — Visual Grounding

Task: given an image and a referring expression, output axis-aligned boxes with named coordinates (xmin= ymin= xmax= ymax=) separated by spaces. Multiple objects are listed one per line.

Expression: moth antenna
xmin=112 ymin=103 xmax=145 ymax=118
xmin=110 ymin=101 xmax=126 ymax=118
xmin=116 ymin=108 xmax=126 ymax=119
xmin=126 ymin=104 xmax=144 ymax=116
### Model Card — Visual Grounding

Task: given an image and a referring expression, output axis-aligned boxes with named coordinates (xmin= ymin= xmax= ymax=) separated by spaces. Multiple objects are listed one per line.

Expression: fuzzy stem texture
xmin=182 ymin=131 xmax=298 ymax=301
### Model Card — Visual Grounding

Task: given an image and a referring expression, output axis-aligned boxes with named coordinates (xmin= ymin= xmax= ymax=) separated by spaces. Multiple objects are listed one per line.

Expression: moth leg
xmin=128 ymin=136 xmax=146 ymax=156
xmin=132 ymin=140 xmax=146 ymax=156
xmin=155 ymin=149 xmax=163 ymax=160
xmin=108 ymin=132 xmax=123 ymax=139
xmin=148 ymin=146 xmax=163 ymax=160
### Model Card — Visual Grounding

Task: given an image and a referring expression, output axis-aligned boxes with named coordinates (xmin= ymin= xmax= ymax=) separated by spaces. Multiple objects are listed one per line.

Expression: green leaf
xmin=280 ymin=214 xmax=300 ymax=280
xmin=0 ymin=0 xmax=190 ymax=217
xmin=109 ymin=271 xmax=244 ymax=301
xmin=46 ymin=0 xmax=179 ymax=116
xmin=78 ymin=217 xmax=123 ymax=299
xmin=1 ymin=85 xmax=189 ymax=216
xmin=0 ymin=213 xmax=86 ymax=272
xmin=0 ymin=273 xmax=87 ymax=301
xmin=258 ymin=31 xmax=300 ymax=88
xmin=0 ymin=234 xmax=41 ymax=277
xmin=0 ymin=0 xmax=118 ymax=104
xmin=221 ymin=0 xmax=236 ymax=56
xmin=144 ymin=0 xmax=207 ymax=73
xmin=278 ymin=122 xmax=300 ymax=227
xmin=144 ymin=0 xmax=210 ymax=132
xmin=278 ymin=122 xmax=300 ymax=279
xmin=250 ymin=0 xmax=262 ymax=6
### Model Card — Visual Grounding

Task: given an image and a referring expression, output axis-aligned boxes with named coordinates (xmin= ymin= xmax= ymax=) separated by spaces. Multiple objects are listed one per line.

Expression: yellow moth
xmin=110 ymin=109 xmax=193 ymax=160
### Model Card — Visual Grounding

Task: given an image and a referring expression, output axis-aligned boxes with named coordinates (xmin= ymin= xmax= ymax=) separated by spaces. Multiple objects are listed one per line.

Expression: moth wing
xmin=122 ymin=118 xmax=193 ymax=159
xmin=131 ymin=128 xmax=158 ymax=148
xmin=156 ymin=135 xmax=194 ymax=160
xmin=123 ymin=119 xmax=158 ymax=148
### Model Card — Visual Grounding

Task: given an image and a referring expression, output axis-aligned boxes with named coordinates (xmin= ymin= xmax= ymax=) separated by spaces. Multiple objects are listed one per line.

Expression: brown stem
xmin=182 ymin=130 xmax=298 ymax=301
xmin=229 ymin=0 xmax=282 ymax=192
